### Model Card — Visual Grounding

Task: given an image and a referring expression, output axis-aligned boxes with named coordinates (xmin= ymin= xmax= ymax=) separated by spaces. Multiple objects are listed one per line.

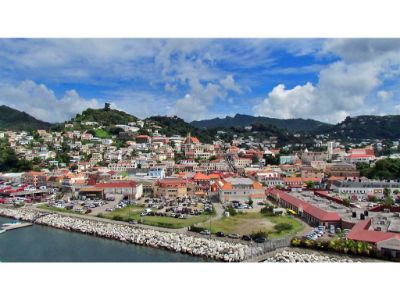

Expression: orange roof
xmin=221 ymin=182 xmax=233 ymax=190
xmin=283 ymin=177 xmax=321 ymax=183
xmin=26 ymin=171 xmax=45 ymax=176
xmin=208 ymin=174 xmax=221 ymax=179
xmin=250 ymin=193 xmax=266 ymax=198
xmin=252 ymin=182 xmax=263 ymax=189
xmin=328 ymin=176 xmax=346 ymax=181
xmin=193 ymin=172 xmax=210 ymax=181
xmin=190 ymin=137 xmax=200 ymax=143
xmin=95 ymin=181 xmax=137 ymax=188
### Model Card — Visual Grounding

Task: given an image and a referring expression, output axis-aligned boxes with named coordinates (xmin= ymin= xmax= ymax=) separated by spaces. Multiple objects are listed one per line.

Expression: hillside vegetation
xmin=146 ymin=115 xmax=215 ymax=143
xmin=357 ymin=158 xmax=400 ymax=180
xmin=191 ymin=113 xmax=331 ymax=133
xmin=0 ymin=105 xmax=51 ymax=131
xmin=70 ymin=106 xmax=138 ymax=127
xmin=318 ymin=115 xmax=400 ymax=140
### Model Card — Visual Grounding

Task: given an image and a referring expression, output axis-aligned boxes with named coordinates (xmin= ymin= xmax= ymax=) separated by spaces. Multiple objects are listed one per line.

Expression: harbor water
xmin=0 ymin=216 xmax=210 ymax=262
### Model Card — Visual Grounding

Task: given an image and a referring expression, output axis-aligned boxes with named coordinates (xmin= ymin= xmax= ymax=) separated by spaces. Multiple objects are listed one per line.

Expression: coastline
xmin=0 ymin=206 xmax=262 ymax=262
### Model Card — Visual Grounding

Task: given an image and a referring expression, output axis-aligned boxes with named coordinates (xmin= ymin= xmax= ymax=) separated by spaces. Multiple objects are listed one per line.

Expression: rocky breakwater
xmin=264 ymin=250 xmax=354 ymax=263
xmin=0 ymin=207 xmax=42 ymax=222
xmin=0 ymin=207 xmax=258 ymax=262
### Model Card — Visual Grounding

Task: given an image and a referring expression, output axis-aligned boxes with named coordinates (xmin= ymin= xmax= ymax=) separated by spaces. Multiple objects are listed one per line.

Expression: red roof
xmin=347 ymin=154 xmax=375 ymax=159
xmin=193 ymin=172 xmax=210 ymax=181
xmin=157 ymin=178 xmax=188 ymax=187
xmin=347 ymin=218 xmax=400 ymax=243
xmin=94 ymin=181 xmax=137 ymax=188
xmin=269 ymin=189 xmax=341 ymax=222
xmin=136 ymin=135 xmax=150 ymax=138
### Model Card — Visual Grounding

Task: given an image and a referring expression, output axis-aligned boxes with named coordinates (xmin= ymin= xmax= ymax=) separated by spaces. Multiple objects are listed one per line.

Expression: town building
xmin=217 ymin=177 xmax=265 ymax=203
xmin=331 ymin=179 xmax=400 ymax=198
xmin=154 ymin=178 xmax=189 ymax=199
xmin=22 ymin=171 xmax=47 ymax=188
xmin=268 ymin=189 xmax=342 ymax=227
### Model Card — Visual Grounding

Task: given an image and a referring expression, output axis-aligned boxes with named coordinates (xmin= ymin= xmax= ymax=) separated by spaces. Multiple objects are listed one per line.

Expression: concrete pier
xmin=1 ymin=222 xmax=33 ymax=232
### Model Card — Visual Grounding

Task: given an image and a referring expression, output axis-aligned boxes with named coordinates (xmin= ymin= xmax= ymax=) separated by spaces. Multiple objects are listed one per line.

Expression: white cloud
xmin=169 ymin=94 xmax=207 ymax=121
xmin=254 ymin=39 xmax=400 ymax=124
xmin=0 ymin=80 xmax=101 ymax=123
xmin=168 ymin=79 xmax=227 ymax=121
xmin=322 ymin=39 xmax=400 ymax=63
xmin=377 ymin=90 xmax=393 ymax=102
xmin=253 ymin=82 xmax=348 ymax=123
xmin=104 ymin=89 xmax=172 ymax=119
xmin=164 ymin=83 xmax=177 ymax=92
xmin=220 ymin=75 xmax=242 ymax=93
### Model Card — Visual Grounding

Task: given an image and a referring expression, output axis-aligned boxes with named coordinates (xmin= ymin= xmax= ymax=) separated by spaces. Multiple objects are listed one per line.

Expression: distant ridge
xmin=191 ymin=113 xmax=331 ymax=133
xmin=0 ymin=105 xmax=52 ymax=131
xmin=3 ymin=104 xmax=400 ymax=140
xmin=316 ymin=115 xmax=400 ymax=139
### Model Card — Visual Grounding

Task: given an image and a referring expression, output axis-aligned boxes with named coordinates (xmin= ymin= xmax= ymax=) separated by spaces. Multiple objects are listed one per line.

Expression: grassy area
xmin=267 ymin=215 xmax=305 ymax=238
xmin=97 ymin=204 xmax=212 ymax=229
xmin=98 ymin=204 xmax=144 ymax=219
xmin=204 ymin=212 xmax=304 ymax=238
xmin=37 ymin=204 xmax=83 ymax=215
xmin=95 ymin=129 xmax=111 ymax=138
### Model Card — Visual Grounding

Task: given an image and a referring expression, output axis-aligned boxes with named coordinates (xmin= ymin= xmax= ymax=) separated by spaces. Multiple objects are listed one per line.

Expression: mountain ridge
xmin=0 ymin=105 xmax=52 ymax=131
xmin=2 ymin=104 xmax=400 ymax=140
xmin=191 ymin=113 xmax=332 ymax=133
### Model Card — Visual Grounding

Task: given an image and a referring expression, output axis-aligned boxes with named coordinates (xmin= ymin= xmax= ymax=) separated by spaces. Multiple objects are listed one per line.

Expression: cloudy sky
xmin=0 ymin=38 xmax=399 ymax=124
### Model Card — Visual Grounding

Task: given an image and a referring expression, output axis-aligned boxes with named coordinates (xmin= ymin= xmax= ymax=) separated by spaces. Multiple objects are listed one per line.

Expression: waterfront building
xmin=217 ymin=177 xmax=265 ymax=203
xmin=22 ymin=171 xmax=47 ymax=188
xmin=154 ymin=178 xmax=189 ymax=199
xmin=268 ymin=189 xmax=342 ymax=227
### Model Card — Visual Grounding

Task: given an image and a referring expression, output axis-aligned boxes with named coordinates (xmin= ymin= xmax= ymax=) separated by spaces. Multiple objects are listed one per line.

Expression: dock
xmin=1 ymin=222 xmax=33 ymax=232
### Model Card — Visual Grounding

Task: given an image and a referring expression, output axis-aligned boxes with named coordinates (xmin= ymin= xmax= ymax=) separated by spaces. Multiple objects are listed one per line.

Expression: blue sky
xmin=0 ymin=38 xmax=399 ymax=124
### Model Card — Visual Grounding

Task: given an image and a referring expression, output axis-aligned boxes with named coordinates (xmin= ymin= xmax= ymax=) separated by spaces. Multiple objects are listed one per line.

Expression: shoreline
xmin=261 ymin=247 xmax=384 ymax=263
xmin=0 ymin=207 xmax=263 ymax=262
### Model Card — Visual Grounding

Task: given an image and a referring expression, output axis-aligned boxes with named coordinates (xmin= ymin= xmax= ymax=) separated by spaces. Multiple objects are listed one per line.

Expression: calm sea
xmin=0 ymin=216 xmax=211 ymax=262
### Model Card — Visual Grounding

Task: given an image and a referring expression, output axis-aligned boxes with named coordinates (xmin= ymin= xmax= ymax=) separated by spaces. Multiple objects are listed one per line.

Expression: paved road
xmin=88 ymin=200 xmax=118 ymax=216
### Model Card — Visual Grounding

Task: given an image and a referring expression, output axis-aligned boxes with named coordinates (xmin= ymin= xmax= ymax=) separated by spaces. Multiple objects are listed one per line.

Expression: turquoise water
xmin=0 ymin=216 xmax=210 ymax=262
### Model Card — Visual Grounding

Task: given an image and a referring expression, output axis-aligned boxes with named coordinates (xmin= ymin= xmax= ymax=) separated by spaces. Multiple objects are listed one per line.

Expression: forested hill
xmin=0 ymin=105 xmax=52 ymax=131
xmin=191 ymin=113 xmax=331 ymax=133
xmin=69 ymin=105 xmax=138 ymax=127
xmin=317 ymin=115 xmax=400 ymax=139
xmin=145 ymin=115 xmax=215 ymax=143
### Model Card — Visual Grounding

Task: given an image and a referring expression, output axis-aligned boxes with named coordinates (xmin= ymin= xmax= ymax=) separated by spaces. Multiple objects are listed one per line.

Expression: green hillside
xmin=70 ymin=105 xmax=139 ymax=127
xmin=145 ymin=115 xmax=215 ymax=143
xmin=0 ymin=105 xmax=52 ymax=131
xmin=318 ymin=115 xmax=400 ymax=140
xmin=191 ymin=113 xmax=331 ymax=133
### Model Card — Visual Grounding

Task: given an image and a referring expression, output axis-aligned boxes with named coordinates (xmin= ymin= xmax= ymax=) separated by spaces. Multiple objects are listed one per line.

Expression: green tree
xmin=383 ymin=196 xmax=394 ymax=207
xmin=274 ymin=223 xmax=293 ymax=233
xmin=226 ymin=206 xmax=237 ymax=216
xmin=251 ymin=154 xmax=259 ymax=164
xmin=250 ymin=230 xmax=268 ymax=239
xmin=305 ymin=180 xmax=315 ymax=189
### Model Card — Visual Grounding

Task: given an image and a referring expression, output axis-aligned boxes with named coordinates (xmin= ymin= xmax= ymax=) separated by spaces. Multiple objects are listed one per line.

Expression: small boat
xmin=1 ymin=221 xmax=21 ymax=228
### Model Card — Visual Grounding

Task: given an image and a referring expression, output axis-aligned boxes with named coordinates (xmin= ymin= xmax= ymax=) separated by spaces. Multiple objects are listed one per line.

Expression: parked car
xmin=228 ymin=233 xmax=240 ymax=239
xmin=241 ymin=235 xmax=251 ymax=241
xmin=216 ymin=231 xmax=225 ymax=237
xmin=129 ymin=220 xmax=138 ymax=225
xmin=253 ymin=237 xmax=266 ymax=243
xmin=200 ymin=230 xmax=211 ymax=235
